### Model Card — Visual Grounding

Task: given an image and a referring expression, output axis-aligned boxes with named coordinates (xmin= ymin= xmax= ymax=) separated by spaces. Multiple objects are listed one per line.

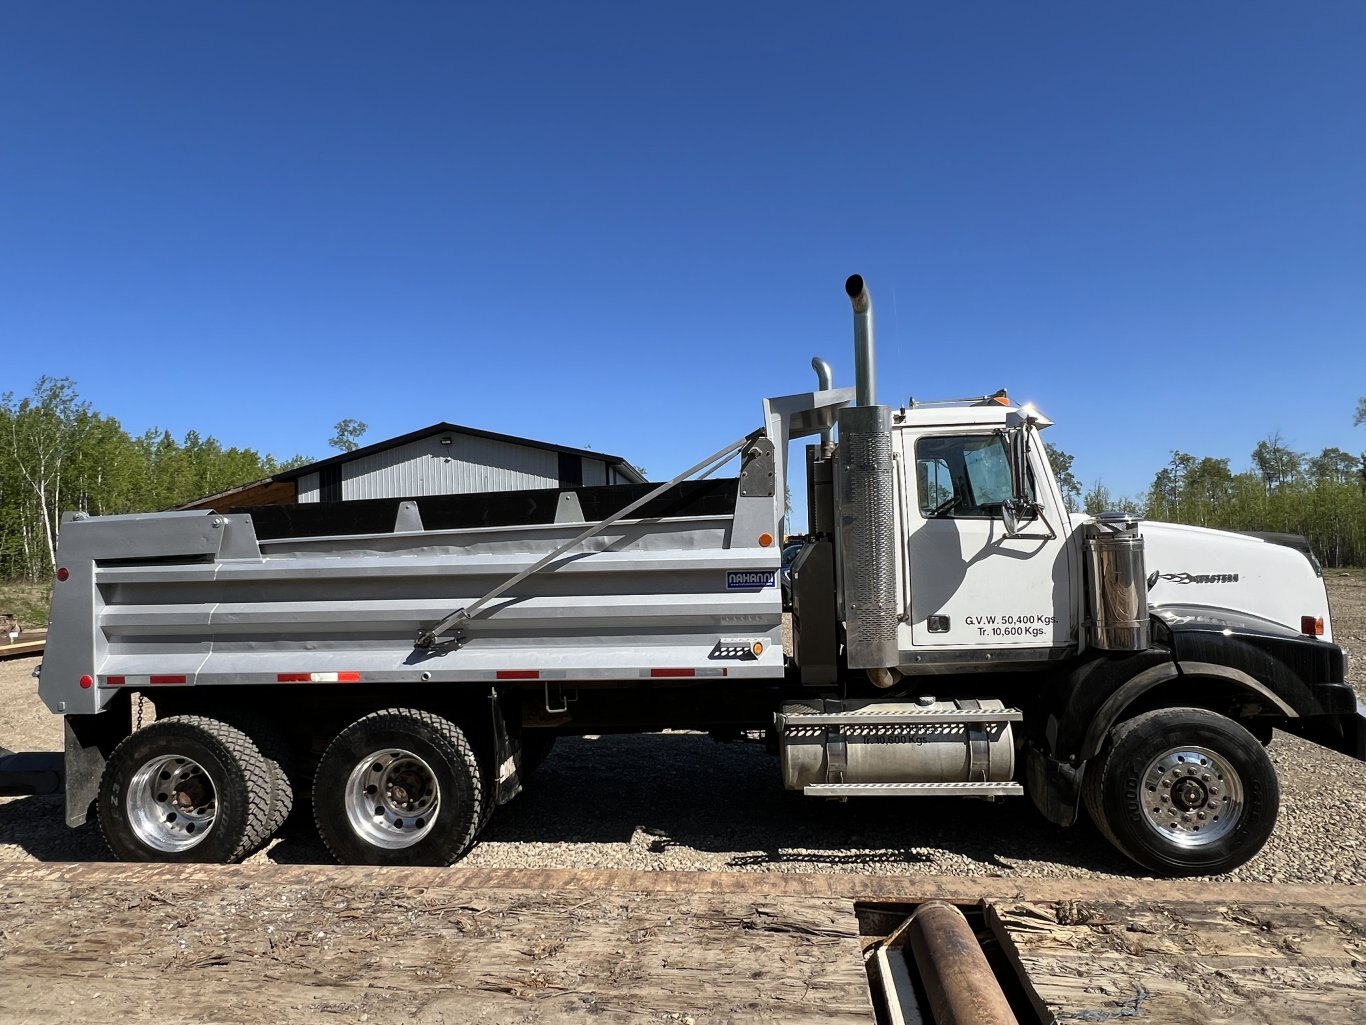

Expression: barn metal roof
xmin=272 ymin=423 xmax=646 ymax=483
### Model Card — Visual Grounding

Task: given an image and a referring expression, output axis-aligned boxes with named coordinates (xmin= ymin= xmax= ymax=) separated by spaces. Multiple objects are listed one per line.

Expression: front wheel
xmin=1084 ymin=707 xmax=1279 ymax=876
xmin=312 ymin=708 xmax=485 ymax=866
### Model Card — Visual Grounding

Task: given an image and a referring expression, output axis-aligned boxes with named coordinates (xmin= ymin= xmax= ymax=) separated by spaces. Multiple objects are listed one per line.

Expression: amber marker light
xmin=758 ymin=532 xmax=774 ymax=547
xmin=752 ymin=641 xmax=765 ymax=657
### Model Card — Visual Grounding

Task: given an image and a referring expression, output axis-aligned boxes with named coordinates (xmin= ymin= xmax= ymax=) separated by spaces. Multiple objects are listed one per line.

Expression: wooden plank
xmin=0 ymin=629 xmax=44 ymax=659
xmin=0 ymin=875 xmax=873 ymax=1025
xmin=987 ymin=898 xmax=1366 ymax=1025
xmin=2 ymin=861 xmax=1365 ymax=908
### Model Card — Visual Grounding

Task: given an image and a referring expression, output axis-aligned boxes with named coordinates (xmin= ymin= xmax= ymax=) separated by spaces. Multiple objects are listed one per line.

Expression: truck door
xmin=895 ymin=428 xmax=1076 ymax=660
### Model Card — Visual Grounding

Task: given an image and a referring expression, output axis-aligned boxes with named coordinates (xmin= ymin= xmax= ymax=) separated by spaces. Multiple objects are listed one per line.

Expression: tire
xmin=312 ymin=708 xmax=484 ymax=866
xmin=238 ymin=718 xmax=295 ymax=839
xmin=97 ymin=715 xmax=274 ymax=863
xmin=1087 ymin=707 xmax=1279 ymax=876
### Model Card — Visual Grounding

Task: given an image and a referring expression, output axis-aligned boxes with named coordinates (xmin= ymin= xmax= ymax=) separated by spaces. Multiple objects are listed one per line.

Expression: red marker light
xmin=57 ymin=567 xmax=70 ymax=582
xmin=79 ymin=675 xmax=93 ymax=689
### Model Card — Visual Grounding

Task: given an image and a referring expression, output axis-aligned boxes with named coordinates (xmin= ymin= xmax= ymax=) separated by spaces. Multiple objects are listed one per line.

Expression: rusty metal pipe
xmin=906 ymin=901 xmax=1019 ymax=1025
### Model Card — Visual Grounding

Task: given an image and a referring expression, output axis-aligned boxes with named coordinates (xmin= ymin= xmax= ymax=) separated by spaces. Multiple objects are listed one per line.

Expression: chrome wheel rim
xmin=345 ymin=748 xmax=440 ymax=849
xmin=1139 ymin=745 xmax=1244 ymax=848
xmin=127 ymin=754 xmax=217 ymax=852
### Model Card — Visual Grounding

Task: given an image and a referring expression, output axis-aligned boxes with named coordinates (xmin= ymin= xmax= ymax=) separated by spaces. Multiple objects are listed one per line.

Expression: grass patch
xmin=0 ymin=581 xmax=52 ymax=629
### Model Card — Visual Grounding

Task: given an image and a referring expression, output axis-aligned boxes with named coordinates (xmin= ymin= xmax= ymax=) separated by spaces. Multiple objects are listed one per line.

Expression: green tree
xmin=1082 ymin=481 xmax=1110 ymax=515
xmin=1044 ymin=442 xmax=1081 ymax=511
xmin=1308 ymin=447 xmax=1359 ymax=487
xmin=0 ymin=378 xmax=323 ymax=579
xmin=1251 ymin=433 xmax=1302 ymax=493
xmin=329 ymin=419 xmax=368 ymax=453
xmin=2 ymin=377 xmax=91 ymax=574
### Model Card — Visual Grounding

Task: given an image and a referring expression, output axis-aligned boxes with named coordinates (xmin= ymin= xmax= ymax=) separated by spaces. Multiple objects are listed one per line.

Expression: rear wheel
xmin=312 ymin=708 xmax=484 ymax=866
xmin=97 ymin=716 xmax=274 ymax=863
xmin=1085 ymin=707 xmax=1279 ymax=876
xmin=233 ymin=716 xmax=295 ymax=839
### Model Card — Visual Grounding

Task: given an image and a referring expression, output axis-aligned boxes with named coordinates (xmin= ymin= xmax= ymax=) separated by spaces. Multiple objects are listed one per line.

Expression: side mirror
xmin=1001 ymin=499 xmax=1019 ymax=536
xmin=999 ymin=415 xmax=1038 ymax=537
xmin=1009 ymin=427 xmax=1029 ymax=504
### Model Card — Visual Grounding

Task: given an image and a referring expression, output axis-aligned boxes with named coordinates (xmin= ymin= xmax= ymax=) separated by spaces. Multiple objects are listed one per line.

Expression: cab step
xmin=779 ymin=707 xmax=1023 ymax=727
xmin=802 ymin=781 xmax=1024 ymax=798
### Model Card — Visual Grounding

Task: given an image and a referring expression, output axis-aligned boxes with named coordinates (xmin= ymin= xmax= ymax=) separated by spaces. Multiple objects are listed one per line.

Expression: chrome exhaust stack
xmin=811 ymin=357 xmax=835 ymax=450
xmin=834 ymin=274 xmax=900 ymax=673
xmin=845 ymin=274 xmax=877 ymax=406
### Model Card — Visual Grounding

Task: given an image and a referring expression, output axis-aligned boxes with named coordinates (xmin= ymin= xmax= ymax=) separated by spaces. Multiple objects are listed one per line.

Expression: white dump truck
xmin=11 ymin=275 xmax=1362 ymax=875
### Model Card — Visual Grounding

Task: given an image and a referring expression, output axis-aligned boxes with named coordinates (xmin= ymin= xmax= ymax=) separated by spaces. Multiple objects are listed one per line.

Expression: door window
xmin=915 ymin=434 xmax=1031 ymax=518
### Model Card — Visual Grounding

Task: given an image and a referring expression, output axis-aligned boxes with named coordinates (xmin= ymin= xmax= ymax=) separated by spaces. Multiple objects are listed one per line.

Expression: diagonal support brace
xmin=415 ymin=430 xmax=759 ymax=649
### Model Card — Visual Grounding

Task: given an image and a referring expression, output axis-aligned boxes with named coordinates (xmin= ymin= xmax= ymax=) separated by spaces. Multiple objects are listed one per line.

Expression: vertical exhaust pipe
xmin=845 ymin=274 xmax=876 ymax=407
xmin=811 ymin=356 xmax=833 ymax=390
xmin=835 ymin=273 xmax=899 ymax=672
xmin=811 ymin=357 xmax=835 ymax=449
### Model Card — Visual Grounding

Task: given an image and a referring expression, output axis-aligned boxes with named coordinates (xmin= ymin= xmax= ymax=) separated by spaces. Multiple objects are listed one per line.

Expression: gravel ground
xmin=2 ymin=572 xmax=1363 ymax=882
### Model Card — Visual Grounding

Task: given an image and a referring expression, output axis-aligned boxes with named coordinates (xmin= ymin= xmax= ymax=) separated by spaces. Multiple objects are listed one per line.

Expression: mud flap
xmin=63 ymin=694 xmax=132 ymax=827
xmin=1024 ymin=742 xmax=1082 ymax=827
xmin=488 ymin=689 xmax=524 ymax=807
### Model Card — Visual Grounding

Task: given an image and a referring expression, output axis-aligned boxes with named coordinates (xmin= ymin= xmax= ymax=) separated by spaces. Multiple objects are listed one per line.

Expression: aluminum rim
xmin=1138 ymin=744 xmax=1245 ymax=848
xmin=127 ymin=754 xmax=218 ymax=852
xmin=345 ymin=748 xmax=440 ymax=849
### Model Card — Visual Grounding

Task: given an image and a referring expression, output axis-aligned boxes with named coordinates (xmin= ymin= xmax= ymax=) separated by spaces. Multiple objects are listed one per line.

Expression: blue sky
xmin=3 ymin=3 xmax=1363 ymax=526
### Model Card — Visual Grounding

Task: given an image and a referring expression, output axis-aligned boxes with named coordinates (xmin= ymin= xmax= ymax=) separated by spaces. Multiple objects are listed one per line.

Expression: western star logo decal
xmin=727 ymin=570 xmax=777 ymax=590
xmin=1160 ymin=572 xmax=1240 ymax=585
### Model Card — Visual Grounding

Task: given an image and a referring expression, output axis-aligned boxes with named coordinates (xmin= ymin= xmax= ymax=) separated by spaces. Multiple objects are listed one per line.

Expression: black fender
xmin=1029 ymin=606 xmax=1356 ymax=827
xmin=1049 ymin=607 xmax=1350 ymax=763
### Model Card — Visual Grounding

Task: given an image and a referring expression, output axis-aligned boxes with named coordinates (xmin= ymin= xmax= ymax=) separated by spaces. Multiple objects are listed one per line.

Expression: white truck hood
xmin=1139 ymin=520 xmax=1332 ymax=641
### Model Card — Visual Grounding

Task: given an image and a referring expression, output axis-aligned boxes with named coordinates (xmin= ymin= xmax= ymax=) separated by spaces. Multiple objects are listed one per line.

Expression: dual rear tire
xmin=310 ymin=708 xmax=485 ymax=867
xmin=98 ymin=716 xmax=276 ymax=863
xmin=98 ymin=708 xmax=486 ymax=867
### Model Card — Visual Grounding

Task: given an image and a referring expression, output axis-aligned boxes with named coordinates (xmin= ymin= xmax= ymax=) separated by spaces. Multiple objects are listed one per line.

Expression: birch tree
xmin=2 ymin=377 xmax=90 ymax=575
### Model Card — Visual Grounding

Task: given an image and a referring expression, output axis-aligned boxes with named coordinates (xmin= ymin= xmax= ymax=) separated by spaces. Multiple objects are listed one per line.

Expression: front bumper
xmin=1283 ymin=697 xmax=1366 ymax=763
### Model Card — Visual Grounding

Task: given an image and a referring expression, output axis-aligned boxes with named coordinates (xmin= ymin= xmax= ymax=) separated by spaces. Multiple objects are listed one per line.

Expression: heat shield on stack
xmin=837 ymin=403 xmax=899 ymax=669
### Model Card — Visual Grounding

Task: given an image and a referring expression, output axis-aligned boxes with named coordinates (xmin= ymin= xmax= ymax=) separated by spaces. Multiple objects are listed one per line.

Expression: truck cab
xmin=780 ymin=275 xmax=1362 ymax=877
xmin=893 ymin=402 xmax=1077 ymax=667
